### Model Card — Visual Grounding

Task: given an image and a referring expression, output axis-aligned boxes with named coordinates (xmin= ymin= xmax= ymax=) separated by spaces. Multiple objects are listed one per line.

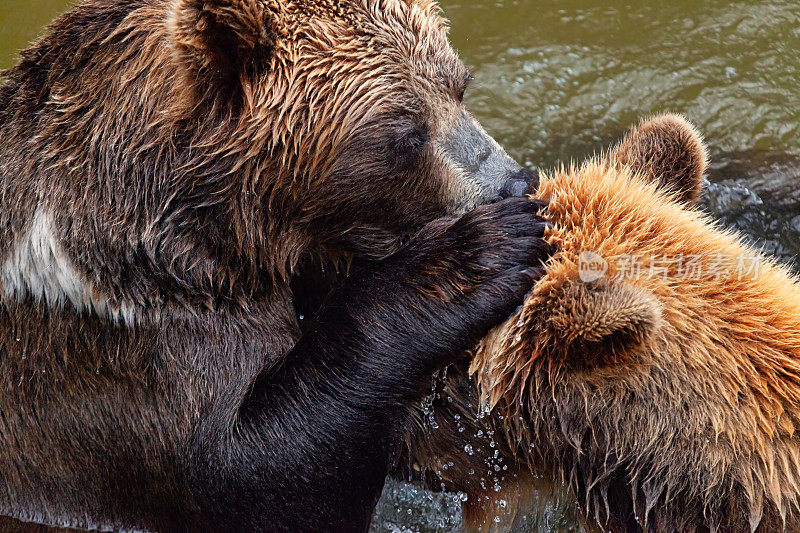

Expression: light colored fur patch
xmin=1 ymin=210 xmax=135 ymax=324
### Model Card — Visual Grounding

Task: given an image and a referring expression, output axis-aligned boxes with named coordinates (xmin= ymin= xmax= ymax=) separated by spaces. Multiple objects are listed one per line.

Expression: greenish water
xmin=448 ymin=0 xmax=799 ymax=164
xmin=2 ymin=1 xmax=799 ymax=531
xmin=0 ymin=0 xmax=69 ymax=69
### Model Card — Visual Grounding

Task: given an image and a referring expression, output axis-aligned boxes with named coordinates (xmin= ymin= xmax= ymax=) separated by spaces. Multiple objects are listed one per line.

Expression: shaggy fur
xmin=396 ymin=115 xmax=705 ymax=532
xmin=470 ymin=115 xmax=800 ymax=531
xmin=0 ymin=0 xmax=545 ymax=530
xmin=610 ymin=114 xmax=708 ymax=205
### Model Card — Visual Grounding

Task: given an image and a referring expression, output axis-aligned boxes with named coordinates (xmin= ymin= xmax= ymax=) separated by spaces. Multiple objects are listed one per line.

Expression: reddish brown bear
xmin=0 ymin=0 xmax=548 ymax=531
xmin=468 ymin=114 xmax=800 ymax=532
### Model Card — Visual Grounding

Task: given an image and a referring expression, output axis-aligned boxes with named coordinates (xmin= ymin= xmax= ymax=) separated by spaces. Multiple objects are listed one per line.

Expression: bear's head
xmin=396 ymin=114 xmax=710 ymax=529
xmin=2 ymin=0 xmax=538 ymax=311
xmin=167 ymin=0 xmax=535 ymax=261
xmin=472 ymin=113 xmax=710 ymax=405
xmin=466 ymin=114 xmax=800 ymax=530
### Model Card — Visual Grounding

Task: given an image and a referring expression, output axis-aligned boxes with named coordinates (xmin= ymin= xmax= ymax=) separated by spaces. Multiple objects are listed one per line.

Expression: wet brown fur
xmin=610 ymin=114 xmax=708 ymax=205
xmin=0 ymin=0 xmax=475 ymax=300
xmin=468 ymin=115 xmax=800 ymax=531
xmin=0 ymin=0 xmax=548 ymax=530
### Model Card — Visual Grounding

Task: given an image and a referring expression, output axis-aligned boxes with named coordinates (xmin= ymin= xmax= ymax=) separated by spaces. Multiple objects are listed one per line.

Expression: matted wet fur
xmin=467 ymin=114 xmax=800 ymax=532
xmin=0 ymin=0 xmax=547 ymax=530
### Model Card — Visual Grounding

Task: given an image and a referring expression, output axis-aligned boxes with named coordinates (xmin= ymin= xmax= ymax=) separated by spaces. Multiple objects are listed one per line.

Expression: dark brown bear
xmin=0 ymin=0 xmax=547 ymax=531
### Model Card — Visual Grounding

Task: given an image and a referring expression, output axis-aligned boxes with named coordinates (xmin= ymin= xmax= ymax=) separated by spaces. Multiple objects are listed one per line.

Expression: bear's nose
xmin=498 ymin=167 xmax=539 ymax=199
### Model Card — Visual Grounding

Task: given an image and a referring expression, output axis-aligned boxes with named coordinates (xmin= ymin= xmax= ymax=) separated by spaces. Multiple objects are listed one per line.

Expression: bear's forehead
xmin=273 ymin=0 xmax=446 ymax=40
xmin=277 ymin=0 xmax=358 ymax=21
xmin=271 ymin=0 xmax=458 ymax=91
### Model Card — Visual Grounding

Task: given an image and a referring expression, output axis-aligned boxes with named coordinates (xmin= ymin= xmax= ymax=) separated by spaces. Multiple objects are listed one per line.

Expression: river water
xmin=2 ymin=1 xmax=798 ymax=531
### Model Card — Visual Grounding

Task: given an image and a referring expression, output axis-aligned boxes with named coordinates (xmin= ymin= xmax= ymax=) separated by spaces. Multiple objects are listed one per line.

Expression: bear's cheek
xmin=303 ymin=143 xmax=445 ymax=246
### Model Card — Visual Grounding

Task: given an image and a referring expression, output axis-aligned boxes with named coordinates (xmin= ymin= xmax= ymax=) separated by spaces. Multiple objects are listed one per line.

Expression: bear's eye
xmin=398 ymin=122 xmax=429 ymax=154
xmin=391 ymin=121 xmax=430 ymax=172
xmin=457 ymin=71 xmax=474 ymax=102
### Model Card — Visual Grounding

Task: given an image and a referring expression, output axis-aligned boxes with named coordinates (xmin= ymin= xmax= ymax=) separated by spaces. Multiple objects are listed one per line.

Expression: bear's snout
xmin=497 ymin=167 xmax=539 ymax=200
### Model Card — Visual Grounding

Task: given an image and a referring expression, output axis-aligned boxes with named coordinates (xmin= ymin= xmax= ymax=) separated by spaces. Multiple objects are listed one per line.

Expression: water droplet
xmin=464 ymin=444 xmax=474 ymax=455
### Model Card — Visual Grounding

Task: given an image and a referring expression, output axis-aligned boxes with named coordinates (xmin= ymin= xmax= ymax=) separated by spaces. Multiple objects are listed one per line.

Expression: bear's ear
xmin=610 ymin=114 xmax=708 ymax=205
xmin=169 ymin=0 xmax=278 ymax=99
xmin=547 ymin=281 xmax=661 ymax=369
